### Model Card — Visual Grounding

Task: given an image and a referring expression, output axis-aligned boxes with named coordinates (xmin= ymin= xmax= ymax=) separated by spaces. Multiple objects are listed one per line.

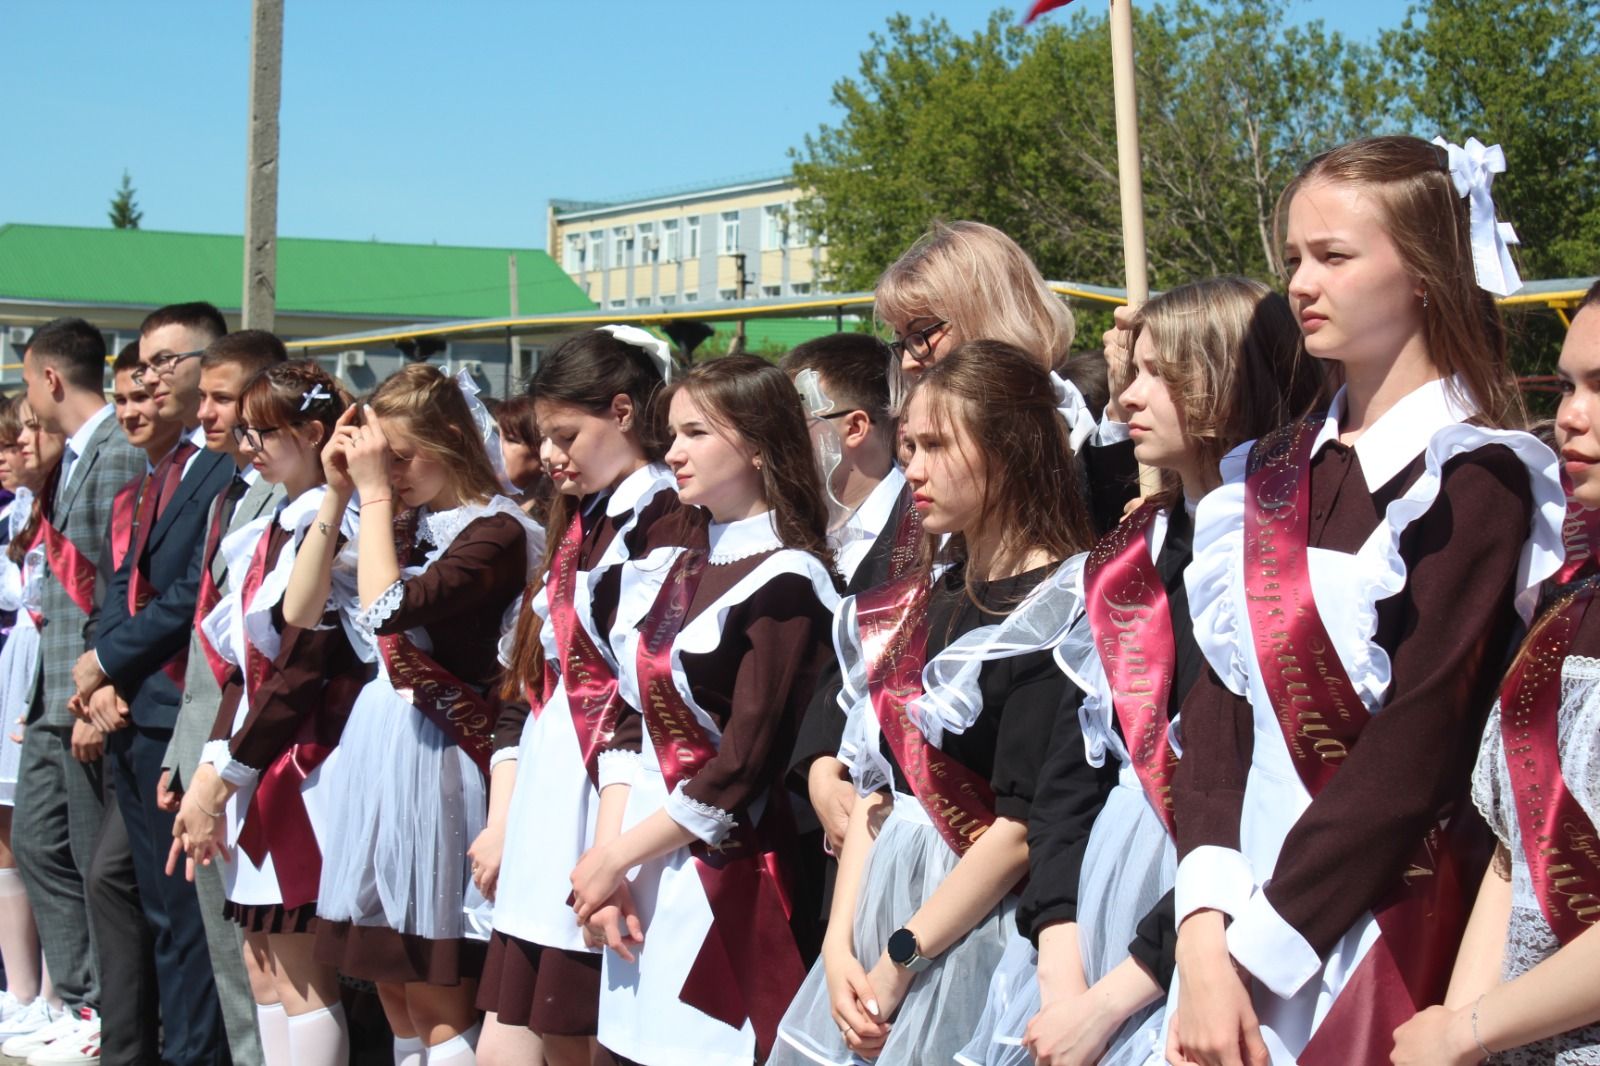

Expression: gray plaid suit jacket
xmin=162 ymin=474 xmax=284 ymax=790
xmin=34 ymin=411 xmax=144 ymax=729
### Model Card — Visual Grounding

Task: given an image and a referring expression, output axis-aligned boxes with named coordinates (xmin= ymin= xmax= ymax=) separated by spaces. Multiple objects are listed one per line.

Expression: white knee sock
xmin=394 ymin=1033 xmax=426 ymax=1066
xmin=286 ymin=1003 xmax=349 ymax=1066
xmin=256 ymin=1002 xmax=291 ymax=1066
xmin=0 ymin=868 xmax=40 ymax=1002
xmin=425 ymin=1022 xmax=481 ymax=1065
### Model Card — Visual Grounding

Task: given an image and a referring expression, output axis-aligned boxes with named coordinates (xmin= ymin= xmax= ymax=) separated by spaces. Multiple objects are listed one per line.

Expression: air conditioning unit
xmin=339 ymin=349 xmax=367 ymax=367
xmin=642 ymin=235 xmax=660 ymax=252
xmin=619 ymin=225 xmax=635 ymax=240
xmin=7 ymin=327 xmax=30 ymax=346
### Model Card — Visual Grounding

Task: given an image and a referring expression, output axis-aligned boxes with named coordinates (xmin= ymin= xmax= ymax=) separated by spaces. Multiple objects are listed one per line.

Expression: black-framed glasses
xmin=232 ymin=423 xmax=282 ymax=450
xmin=132 ymin=348 xmax=205 ymax=384
xmin=888 ymin=320 xmax=949 ymax=362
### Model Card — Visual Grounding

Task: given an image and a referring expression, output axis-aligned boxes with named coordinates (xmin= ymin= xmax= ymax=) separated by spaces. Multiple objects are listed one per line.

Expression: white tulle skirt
xmin=772 ymin=793 xmax=1016 ymax=1066
xmin=0 ymin=616 xmax=38 ymax=807
xmin=957 ymin=776 xmax=1175 ymax=1066
xmin=314 ymin=673 xmax=489 ymax=940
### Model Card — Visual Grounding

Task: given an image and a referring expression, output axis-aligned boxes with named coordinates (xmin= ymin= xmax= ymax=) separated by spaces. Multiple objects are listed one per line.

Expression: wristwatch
xmin=886 ymin=927 xmax=931 ymax=973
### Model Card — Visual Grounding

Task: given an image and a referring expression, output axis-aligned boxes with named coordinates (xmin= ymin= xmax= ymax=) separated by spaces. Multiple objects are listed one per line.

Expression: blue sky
xmin=1 ymin=0 xmax=1405 ymax=250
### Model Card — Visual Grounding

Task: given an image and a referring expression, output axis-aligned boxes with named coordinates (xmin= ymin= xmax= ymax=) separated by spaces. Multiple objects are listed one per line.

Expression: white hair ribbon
xmin=1050 ymin=372 xmax=1098 ymax=454
xmin=299 ymin=384 xmax=332 ymax=412
xmin=454 ymin=368 xmax=515 ymax=493
xmin=1432 ymin=136 xmax=1522 ymax=297
xmin=598 ymin=324 xmax=674 ymax=384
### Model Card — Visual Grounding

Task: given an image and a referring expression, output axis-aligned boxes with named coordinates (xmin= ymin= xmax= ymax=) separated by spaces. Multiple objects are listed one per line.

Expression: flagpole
xmin=1107 ymin=0 xmax=1159 ymax=496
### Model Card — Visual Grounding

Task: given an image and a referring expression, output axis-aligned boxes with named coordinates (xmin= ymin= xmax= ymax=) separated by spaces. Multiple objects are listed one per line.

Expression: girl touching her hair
xmin=170 ymin=360 xmax=362 ymax=1065
xmin=285 ymin=364 xmax=540 ymax=1065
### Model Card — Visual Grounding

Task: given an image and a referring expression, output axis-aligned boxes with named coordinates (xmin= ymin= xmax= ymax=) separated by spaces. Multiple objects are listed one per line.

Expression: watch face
xmin=886 ymin=927 xmax=918 ymax=965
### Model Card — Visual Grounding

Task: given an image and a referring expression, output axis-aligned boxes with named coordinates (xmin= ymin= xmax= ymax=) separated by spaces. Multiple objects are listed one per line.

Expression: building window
xmin=761 ymin=284 xmax=782 ymax=298
xmin=686 ymin=216 xmax=701 ymax=259
xmin=720 ymin=211 xmax=740 ymax=254
xmin=791 ymin=281 xmax=813 ymax=296
xmin=638 ymin=221 xmax=656 ymax=263
xmin=609 ymin=298 xmax=627 ymax=309
xmin=636 ymin=297 xmax=653 ymax=307
xmin=563 ymin=234 xmax=584 ymax=273
xmin=762 ymin=205 xmax=786 ymax=250
xmin=660 ymin=294 xmax=677 ymax=306
xmin=718 ymin=288 xmax=737 ymax=302
xmin=589 ymin=229 xmax=605 ymax=269
xmin=683 ymin=290 xmax=699 ymax=303
xmin=613 ymin=226 xmax=631 ymax=268
xmin=662 ymin=218 xmax=681 ymax=262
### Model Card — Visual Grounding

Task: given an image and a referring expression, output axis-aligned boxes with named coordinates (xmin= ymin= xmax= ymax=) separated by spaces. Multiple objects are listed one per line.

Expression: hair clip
xmin=300 ymin=384 xmax=333 ymax=412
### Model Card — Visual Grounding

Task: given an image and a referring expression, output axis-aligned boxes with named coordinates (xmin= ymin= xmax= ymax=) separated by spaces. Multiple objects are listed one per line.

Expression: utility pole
xmin=729 ymin=251 xmax=748 ymax=356
xmin=242 ymin=0 xmax=284 ymax=330
xmin=507 ymin=252 xmax=522 ymax=393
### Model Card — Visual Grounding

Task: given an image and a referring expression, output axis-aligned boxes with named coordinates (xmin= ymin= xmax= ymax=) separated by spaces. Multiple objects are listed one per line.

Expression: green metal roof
xmin=0 ymin=223 xmax=595 ymax=320
xmin=711 ymin=317 xmax=866 ymax=353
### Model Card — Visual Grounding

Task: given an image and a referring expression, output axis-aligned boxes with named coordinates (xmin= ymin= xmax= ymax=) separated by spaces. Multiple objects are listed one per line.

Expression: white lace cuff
xmin=665 ymin=781 xmax=736 ymax=846
xmin=355 ymin=580 xmax=405 ymax=638
xmin=1093 ymin=411 xmax=1132 ymax=445
xmin=597 ymin=750 xmax=641 ymax=790
xmin=200 ymin=739 xmax=260 ymax=789
xmin=1175 ymin=845 xmax=1255 ymax=924
xmin=489 ymin=747 xmax=519 ymax=770
xmin=1226 ymin=887 xmax=1323 ymax=998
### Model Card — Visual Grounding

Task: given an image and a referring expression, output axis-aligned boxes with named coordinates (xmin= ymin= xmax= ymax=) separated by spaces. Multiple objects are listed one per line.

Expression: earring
xmin=1422 ymin=290 xmax=1429 ymax=309
xmin=753 ymin=457 xmax=764 ymax=471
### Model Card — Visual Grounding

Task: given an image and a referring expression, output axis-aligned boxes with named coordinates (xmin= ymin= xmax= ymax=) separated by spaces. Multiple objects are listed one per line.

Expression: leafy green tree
xmin=1382 ymin=0 xmax=1600 ymax=280
xmin=108 ymin=170 xmax=143 ymax=229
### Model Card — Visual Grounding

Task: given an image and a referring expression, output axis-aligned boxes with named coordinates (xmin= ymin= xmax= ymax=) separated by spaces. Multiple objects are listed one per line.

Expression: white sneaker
xmin=27 ymin=1012 xmax=100 ymax=1064
xmin=0 ymin=990 xmax=22 ymax=1021
xmin=0 ymin=998 xmax=62 ymax=1046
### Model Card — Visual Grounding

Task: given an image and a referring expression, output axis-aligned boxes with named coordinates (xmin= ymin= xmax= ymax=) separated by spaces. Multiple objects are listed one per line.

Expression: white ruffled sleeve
xmin=665 ymin=781 xmax=737 ymax=845
xmin=1183 ymin=441 xmax=1255 ymax=698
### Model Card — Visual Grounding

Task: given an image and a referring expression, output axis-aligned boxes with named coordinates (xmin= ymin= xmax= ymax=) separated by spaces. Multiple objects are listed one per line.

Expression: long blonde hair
xmin=876 ymin=220 xmax=1076 ymax=374
xmin=368 ymin=364 xmax=502 ymax=507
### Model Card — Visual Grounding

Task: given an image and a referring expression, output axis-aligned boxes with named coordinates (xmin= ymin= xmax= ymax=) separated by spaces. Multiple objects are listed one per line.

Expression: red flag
xmin=1023 ymin=0 xmax=1078 ymax=23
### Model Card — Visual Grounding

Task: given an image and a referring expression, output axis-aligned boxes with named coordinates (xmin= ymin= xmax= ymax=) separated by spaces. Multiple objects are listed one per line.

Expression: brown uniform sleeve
xmin=1255 ymin=447 xmax=1532 ymax=956
xmin=1171 ymin=671 xmax=1255 ymax=857
xmin=227 ymin=619 xmax=352 ymax=770
xmin=373 ymin=513 xmax=528 ymax=636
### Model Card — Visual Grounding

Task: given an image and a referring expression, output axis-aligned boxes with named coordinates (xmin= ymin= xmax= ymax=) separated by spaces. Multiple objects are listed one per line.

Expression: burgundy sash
xmin=855 ymin=569 xmax=998 ymax=855
xmin=37 ymin=466 xmax=96 ymax=616
xmin=1243 ymin=419 xmax=1467 ymax=1066
xmin=377 ymin=634 xmax=497 ymax=776
xmin=635 ymin=547 xmax=805 ymax=1057
xmin=883 ymin=487 xmax=925 ymax=583
xmin=547 ymin=512 xmax=625 ymax=784
xmin=1556 ymin=468 xmax=1600 ymax=584
xmin=1084 ymin=501 xmax=1179 ymax=836
xmin=193 ymin=491 xmax=235 ymax=689
xmin=1498 ymin=578 xmax=1600 ymax=943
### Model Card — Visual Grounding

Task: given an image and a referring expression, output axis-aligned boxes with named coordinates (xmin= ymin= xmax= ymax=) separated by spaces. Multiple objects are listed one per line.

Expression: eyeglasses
xmin=132 ymin=349 xmax=205 ymax=384
xmin=888 ymin=320 xmax=949 ymax=363
xmin=232 ymin=423 xmax=282 ymax=450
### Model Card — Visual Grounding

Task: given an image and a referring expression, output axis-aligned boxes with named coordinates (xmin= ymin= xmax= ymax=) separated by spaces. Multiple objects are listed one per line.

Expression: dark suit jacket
xmin=93 ymin=447 xmax=234 ymax=730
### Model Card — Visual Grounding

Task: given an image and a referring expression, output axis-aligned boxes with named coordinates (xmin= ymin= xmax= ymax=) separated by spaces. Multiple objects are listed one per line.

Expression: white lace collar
xmin=416 ymin=501 xmax=486 ymax=550
xmin=706 ymin=510 xmax=784 ymax=564
xmin=1314 ymin=374 xmax=1479 ymax=491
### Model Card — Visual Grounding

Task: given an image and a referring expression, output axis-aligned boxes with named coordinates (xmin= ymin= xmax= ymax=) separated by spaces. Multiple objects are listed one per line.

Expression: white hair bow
xmin=598 ymin=324 xmax=674 ymax=384
xmin=454 ymin=368 xmax=515 ymax=494
xmin=299 ymin=384 xmax=332 ymax=412
xmin=1433 ymin=136 xmax=1522 ymax=297
xmin=1051 ymin=372 xmax=1098 ymax=454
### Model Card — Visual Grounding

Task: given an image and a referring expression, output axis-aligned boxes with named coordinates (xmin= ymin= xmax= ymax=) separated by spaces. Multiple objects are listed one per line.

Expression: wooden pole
xmin=507 ymin=252 xmax=522 ymax=391
xmin=242 ymin=0 xmax=283 ymax=331
xmin=1108 ymin=0 xmax=1159 ymax=495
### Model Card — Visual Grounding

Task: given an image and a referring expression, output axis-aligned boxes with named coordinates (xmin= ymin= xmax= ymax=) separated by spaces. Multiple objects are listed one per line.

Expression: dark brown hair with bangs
xmin=239 ymin=359 xmax=351 ymax=459
xmin=909 ymin=339 xmax=1094 ymax=602
xmin=1275 ymin=135 xmax=1524 ymax=429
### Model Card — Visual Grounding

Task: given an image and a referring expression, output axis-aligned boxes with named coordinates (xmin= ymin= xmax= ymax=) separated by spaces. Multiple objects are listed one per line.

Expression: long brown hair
xmin=3 ymin=396 xmax=37 ymax=566
xmin=663 ymin=356 xmax=834 ymax=575
xmin=1274 ymin=135 xmax=1523 ymax=429
xmin=367 ymin=364 xmax=503 ymax=508
xmin=501 ymin=330 xmax=669 ymax=699
xmin=1127 ymin=277 xmax=1327 ymax=507
xmin=909 ymin=340 xmax=1095 ymax=604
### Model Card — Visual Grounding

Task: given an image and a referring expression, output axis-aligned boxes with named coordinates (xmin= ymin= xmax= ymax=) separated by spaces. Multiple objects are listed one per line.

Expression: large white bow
xmin=454 ymin=368 xmax=515 ymax=493
xmin=1433 ymin=136 xmax=1521 ymax=297
xmin=1050 ymin=371 xmax=1098 ymax=454
xmin=599 ymin=324 xmax=675 ymax=384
